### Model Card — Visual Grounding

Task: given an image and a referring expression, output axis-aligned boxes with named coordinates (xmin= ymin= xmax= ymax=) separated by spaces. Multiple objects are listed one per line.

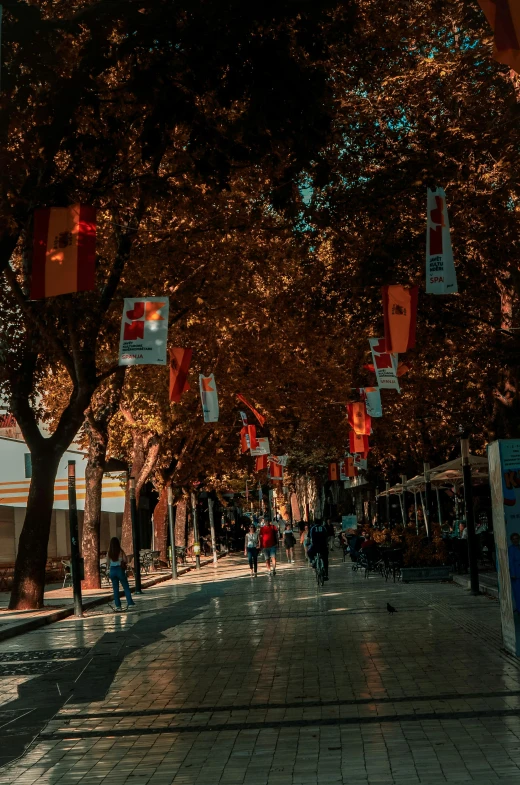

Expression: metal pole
xmin=208 ymin=497 xmax=218 ymax=566
xmin=436 ymin=486 xmax=442 ymax=525
xmin=424 ymin=462 xmax=432 ymax=540
xmin=67 ymin=461 xmax=83 ymax=617
xmin=167 ymin=486 xmax=178 ymax=580
xmin=400 ymin=474 xmax=407 ymax=526
xmin=385 ymin=482 xmax=390 ymax=525
xmin=129 ymin=476 xmax=142 ymax=594
xmin=191 ymin=491 xmax=201 ymax=569
xmin=413 ymin=489 xmax=419 ymax=534
xmin=461 ymin=438 xmax=480 ymax=595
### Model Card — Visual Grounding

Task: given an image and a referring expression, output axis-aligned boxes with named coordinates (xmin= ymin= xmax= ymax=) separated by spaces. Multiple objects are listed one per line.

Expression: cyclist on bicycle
xmin=307 ymin=519 xmax=329 ymax=580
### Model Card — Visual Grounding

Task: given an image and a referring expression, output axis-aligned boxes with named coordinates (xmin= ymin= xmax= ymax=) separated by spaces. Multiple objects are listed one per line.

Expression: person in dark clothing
xmin=308 ymin=519 xmax=329 ymax=580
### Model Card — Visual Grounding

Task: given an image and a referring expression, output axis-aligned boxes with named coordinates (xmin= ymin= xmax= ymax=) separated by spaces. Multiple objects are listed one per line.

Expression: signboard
xmin=119 ymin=297 xmax=169 ymax=366
xmin=369 ymin=337 xmax=400 ymax=391
xmin=250 ymin=437 xmax=270 ymax=456
xmin=488 ymin=440 xmax=520 ymax=656
xmin=342 ymin=515 xmax=357 ymax=531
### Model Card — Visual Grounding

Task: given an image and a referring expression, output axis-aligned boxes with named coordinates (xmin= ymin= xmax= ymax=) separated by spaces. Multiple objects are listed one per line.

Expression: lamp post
xmin=129 ymin=476 xmax=142 ymax=594
xmin=424 ymin=462 xmax=432 ymax=541
xmin=208 ymin=497 xmax=218 ymax=566
xmin=400 ymin=474 xmax=407 ymax=526
xmin=191 ymin=491 xmax=201 ymax=569
xmin=461 ymin=437 xmax=480 ymax=595
xmin=67 ymin=461 xmax=83 ymax=617
xmin=167 ymin=486 xmax=178 ymax=580
xmin=385 ymin=481 xmax=390 ymax=526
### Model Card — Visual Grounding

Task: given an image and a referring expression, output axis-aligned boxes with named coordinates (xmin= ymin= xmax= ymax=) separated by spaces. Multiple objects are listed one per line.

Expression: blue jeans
xmin=109 ymin=565 xmax=134 ymax=608
xmin=247 ymin=547 xmax=258 ymax=572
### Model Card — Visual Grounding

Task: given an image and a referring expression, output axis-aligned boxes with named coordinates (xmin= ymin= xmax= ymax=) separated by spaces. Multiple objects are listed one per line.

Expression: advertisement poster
xmin=250 ymin=437 xmax=270 ymax=456
xmin=369 ymin=337 xmax=400 ymax=391
xmin=488 ymin=439 xmax=520 ymax=656
xmin=426 ymin=187 xmax=458 ymax=295
xmin=119 ymin=297 xmax=169 ymax=366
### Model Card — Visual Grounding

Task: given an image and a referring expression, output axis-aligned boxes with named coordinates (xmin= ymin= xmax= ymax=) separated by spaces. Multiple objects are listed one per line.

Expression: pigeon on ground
xmin=387 ymin=602 xmax=397 ymax=614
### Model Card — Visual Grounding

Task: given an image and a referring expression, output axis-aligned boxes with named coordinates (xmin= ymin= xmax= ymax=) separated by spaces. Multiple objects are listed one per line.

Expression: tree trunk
xmin=82 ymin=457 xmax=104 ymax=589
xmin=9 ymin=450 xmax=60 ymax=610
xmin=121 ymin=433 xmax=145 ymax=553
xmin=153 ymin=486 xmax=169 ymax=563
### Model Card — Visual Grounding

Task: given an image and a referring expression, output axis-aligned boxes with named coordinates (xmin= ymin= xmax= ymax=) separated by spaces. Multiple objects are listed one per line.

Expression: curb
xmin=451 ymin=572 xmax=499 ymax=599
xmin=0 ymin=553 xmax=228 ymax=643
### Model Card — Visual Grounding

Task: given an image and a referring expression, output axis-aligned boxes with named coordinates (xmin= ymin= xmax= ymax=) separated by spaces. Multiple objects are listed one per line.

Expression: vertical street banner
xmin=361 ymin=387 xmax=383 ymax=418
xmin=382 ymin=285 xmax=418 ymax=353
xmin=369 ymin=338 xmax=400 ymax=392
xmin=426 ymin=188 xmax=458 ymax=295
xmin=488 ymin=440 xmax=520 ymax=656
xmin=236 ymin=394 xmax=266 ymax=426
xmin=240 ymin=427 xmax=249 ymax=453
xmin=251 ymin=437 xmax=270 ymax=456
xmin=271 ymin=455 xmax=288 ymax=467
xmin=169 ymin=348 xmax=192 ymax=401
xmin=199 ymin=374 xmax=219 ymax=422
xmin=247 ymin=425 xmax=259 ymax=451
xmin=269 ymin=460 xmax=283 ymax=482
xmin=353 ymin=454 xmax=367 ymax=471
xmin=347 ymin=401 xmax=371 ymax=435
xmin=349 ymin=431 xmax=369 ymax=458
xmin=328 ymin=462 xmax=339 ymax=481
xmin=478 ymin=0 xmax=520 ymax=74
xmin=119 ymin=297 xmax=169 ymax=366
xmin=239 ymin=411 xmax=248 ymax=427
xmin=255 ymin=455 xmax=268 ymax=471
xmin=339 ymin=460 xmax=347 ymax=481
xmin=31 ymin=205 xmax=96 ymax=299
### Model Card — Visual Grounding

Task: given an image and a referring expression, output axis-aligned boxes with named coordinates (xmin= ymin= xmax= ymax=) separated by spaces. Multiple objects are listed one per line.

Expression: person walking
xmin=259 ymin=519 xmax=279 ymax=575
xmin=283 ymin=521 xmax=297 ymax=563
xmin=300 ymin=524 xmax=309 ymax=558
xmin=308 ymin=519 xmax=329 ymax=580
xmin=244 ymin=523 xmax=260 ymax=576
xmin=106 ymin=537 xmax=136 ymax=612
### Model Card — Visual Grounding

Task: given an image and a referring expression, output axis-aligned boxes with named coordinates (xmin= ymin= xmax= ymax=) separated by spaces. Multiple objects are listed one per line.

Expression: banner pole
xmin=67 ymin=461 xmax=83 ymax=617
xmin=461 ymin=438 xmax=480 ymax=595
xmin=167 ymin=486 xmax=178 ymax=580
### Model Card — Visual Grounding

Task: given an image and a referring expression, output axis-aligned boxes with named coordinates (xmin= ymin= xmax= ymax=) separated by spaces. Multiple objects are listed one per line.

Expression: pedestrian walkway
xmin=0 ymin=548 xmax=520 ymax=784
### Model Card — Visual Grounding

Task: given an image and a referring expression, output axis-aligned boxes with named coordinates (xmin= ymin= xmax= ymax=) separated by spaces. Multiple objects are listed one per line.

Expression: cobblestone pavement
xmin=1 ymin=549 xmax=520 ymax=784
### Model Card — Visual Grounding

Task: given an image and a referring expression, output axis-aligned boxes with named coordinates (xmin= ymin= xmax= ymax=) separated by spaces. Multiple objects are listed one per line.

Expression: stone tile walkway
xmin=0 ymin=548 xmax=519 ymax=784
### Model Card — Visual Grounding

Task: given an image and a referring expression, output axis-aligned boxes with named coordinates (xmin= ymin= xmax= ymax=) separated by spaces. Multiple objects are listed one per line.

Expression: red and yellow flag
xmin=269 ymin=460 xmax=283 ymax=482
xmin=349 ymin=431 xmax=369 ymax=459
xmin=255 ymin=455 xmax=268 ymax=472
xmin=31 ymin=205 xmax=96 ymax=299
xmin=169 ymin=348 xmax=192 ymax=402
xmin=328 ymin=462 xmax=339 ymax=481
xmin=247 ymin=425 xmax=259 ymax=450
xmin=347 ymin=401 xmax=372 ymax=436
xmin=346 ymin=457 xmax=359 ymax=477
xmin=478 ymin=0 xmax=520 ymax=73
xmin=382 ymin=285 xmax=418 ymax=353
xmin=236 ymin=394 xmax=266 ymax=427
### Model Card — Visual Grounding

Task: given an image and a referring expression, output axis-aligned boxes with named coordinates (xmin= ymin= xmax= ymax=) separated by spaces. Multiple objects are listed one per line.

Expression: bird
xmin=387 ymin=602 xmax=397 ymax=614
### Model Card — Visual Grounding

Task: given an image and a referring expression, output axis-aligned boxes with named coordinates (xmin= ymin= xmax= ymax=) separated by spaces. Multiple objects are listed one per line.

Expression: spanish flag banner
xmin=247 ymin=425 xmax=259 ymax=451
xmin=199 ymin=374 xmax=219 ymax=422
xmin=328 ymin=462 xmax=340 ymax=481
xmin=426 ymin=188 xmax=457 ymax=295
xmin=360 ymin=387 xmax=383 ymax=418
xmin=478 ymin=0 xmax=520 ymax=73
xmin=349 ymin=430 xmax=369 ymax=459
xmin=269 ymin=460 xmax=283 ymax=482
xmin=236 ymin=394 xmax=266 ymax=427
xmin=382 ymin=285 xmax=418 ymax=353
xmin=255 ymin=454 xmax=268 ymax=472
xmin=169 ymin=348 xmax=192 ymax=402
xmin=347 ymin=401 xmax=372 ymax=436
xmin=31 ymin=205 xmax=96 ymax=299
xmin=339 ymin=458 xmax=358 ymax=480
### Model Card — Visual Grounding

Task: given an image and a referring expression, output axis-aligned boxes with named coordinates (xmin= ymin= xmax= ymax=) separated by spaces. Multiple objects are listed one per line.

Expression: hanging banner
xmin=271 ymin=455 xmax=288 ymax=467
xmin=269 ymin=460 xmax=283 ymax=481
xmin=478 ymin=0 xmax=520 ymax=74
xmin=31 ymin=204 xmax=96 ymax=299
xmin=199 ymin=374 xmax=219 ymax=422
xmin=119 ymin=297 xmax=169 ymax=366
xmin=239 ymin=411 xmax=248 ymax=427
xmin=349 ymin=431 xmax=369 ymax=459
xmin=240 ymin=427 xmax=249 ymax=454
xmin=255 ymin=455 xmax=268 ymax=472
xmin=236 ymin=394 xmax=266 ymax=427
xmin=169 ymin=347 xmax=192 ymax=401
xmin=347 ymin=401 xmax=371 ymax=435
xmin=339 ymin=458 xmax=358 ymax=480
xmin=426 ymin=188 xmax=458 ymax=295
xmin=339 ymin=460 xmax=347 ymax=481
xmin=382 ymin=285 xmax=418 ymax=353
xmin=360 ymin=387 xmax=383 ymax=418
xmin=328 ymin=462 xmax=339 ymax=481
xmin=369 ymin=337 xmax=400 ymax=392
xmin=251 ymin=437 xmax=270 ymax=456
xmin=353 ymin=453 xmax=367 ymax=471
xmin=247 ymin=424 xmax=259 ymax=451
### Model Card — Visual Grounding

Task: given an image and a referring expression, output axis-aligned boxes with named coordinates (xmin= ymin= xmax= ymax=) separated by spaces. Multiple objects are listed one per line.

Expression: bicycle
xmin=315 ymin=552 xmax=326 ymax=587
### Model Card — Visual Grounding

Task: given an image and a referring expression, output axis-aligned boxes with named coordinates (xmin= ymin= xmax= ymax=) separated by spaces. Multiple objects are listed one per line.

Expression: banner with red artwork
xmin=347 ymin=401 xmax=371 ymax=435
xmin=328 ymin=462 xmax=339 ymax=481
xmin=255 ymin=455 xmax=268 ymax=471
xmin=119 ymin=297 xmax=169 ymax=366
xmin=251 ymin=437 xmax=270 ymax=456
xmin=369 ymin=337 xmax=400 ymax=392
xmin=426 ymin=188 xmax=457 ymax=295
xmin=360 ymin=387 xmax=382 ymax=418
xmin=382 ymin=285 xmax=418 ymax=353
xmin=169 ymin=348 xmax=192 ymax=402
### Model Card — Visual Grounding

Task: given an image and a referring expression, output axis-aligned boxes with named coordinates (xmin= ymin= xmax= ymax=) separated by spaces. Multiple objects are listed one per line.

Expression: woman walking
xmin=244 ymin=523 xmax=259 ymax=577
xmin=283 ymin=522 xmax=297 ymax=563
xmin=106 ymin=537 xmax=136 ymax=612
xmin=300 ymin=524 xmax=310 ymax=560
